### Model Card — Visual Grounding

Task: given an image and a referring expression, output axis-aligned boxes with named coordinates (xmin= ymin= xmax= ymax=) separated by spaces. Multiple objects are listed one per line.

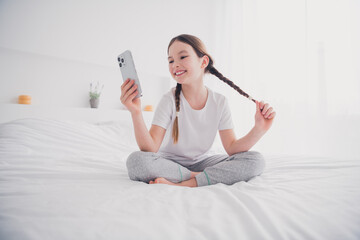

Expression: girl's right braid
xmin=175 ymin=83 xmax=182 ymax=112
xmin=172 ymin=83 xmax=182 ymax=144
xmin=208 ymin=67 xmax=256 ymax=103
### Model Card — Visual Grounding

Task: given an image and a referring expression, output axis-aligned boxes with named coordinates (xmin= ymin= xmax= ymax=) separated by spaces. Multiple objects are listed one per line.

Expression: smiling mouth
xmin=174 ymin=70 xmax=186 ymax=77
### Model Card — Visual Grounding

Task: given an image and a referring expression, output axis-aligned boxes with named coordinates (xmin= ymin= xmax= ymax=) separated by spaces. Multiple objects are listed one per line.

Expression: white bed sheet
xmin=0 ymin=118 xmax=359 ymax=240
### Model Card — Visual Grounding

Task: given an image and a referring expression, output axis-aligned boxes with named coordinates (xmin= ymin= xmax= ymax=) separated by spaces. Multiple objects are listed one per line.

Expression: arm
xmin=131 ymin=112 xmax=166 ymax=152
xmin=120 ymin=78 xmax=166 ymax=152
xmin=219 ymin=100 xmax=276 ymax=156
xmin=219 ymin=128 xmax=266 ymax=156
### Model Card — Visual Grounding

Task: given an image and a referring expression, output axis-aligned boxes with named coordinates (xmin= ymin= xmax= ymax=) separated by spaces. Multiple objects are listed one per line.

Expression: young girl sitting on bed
xmin=120 ymin=34 xmax=276 ymax=187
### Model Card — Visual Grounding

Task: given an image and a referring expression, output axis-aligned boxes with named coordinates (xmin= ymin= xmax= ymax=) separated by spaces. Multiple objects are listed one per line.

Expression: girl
xmin=121 ymin=34 xmax=276 ymax=187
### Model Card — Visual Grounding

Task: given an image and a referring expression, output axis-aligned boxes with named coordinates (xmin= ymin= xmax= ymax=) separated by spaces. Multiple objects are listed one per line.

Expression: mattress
xmin=0 ymin=118 xmax=359 ymax=240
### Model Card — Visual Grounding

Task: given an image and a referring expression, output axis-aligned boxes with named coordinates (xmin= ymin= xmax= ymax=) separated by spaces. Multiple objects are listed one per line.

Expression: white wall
xmin=0 ymin=0 xmax=219 ymax=108
xmin=1 ymin=0 xmax=359 ymax=158
xmin=207 ymin=0 xmax=360 ymax=159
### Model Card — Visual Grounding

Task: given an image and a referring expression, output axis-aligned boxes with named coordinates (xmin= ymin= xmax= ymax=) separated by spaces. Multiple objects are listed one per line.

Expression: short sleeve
xmin=152 ymin=94 xmax=174 ymax=130
xmin=218 ymin=97 xmax=234 ymax=130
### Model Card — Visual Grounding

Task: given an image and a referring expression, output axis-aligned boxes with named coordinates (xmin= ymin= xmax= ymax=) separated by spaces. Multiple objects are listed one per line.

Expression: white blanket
xmin=0 ymin=118 xmax=359 ymax=240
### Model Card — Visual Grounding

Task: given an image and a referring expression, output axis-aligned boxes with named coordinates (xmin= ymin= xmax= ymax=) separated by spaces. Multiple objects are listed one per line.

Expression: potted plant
xmin=89 ymin=82 xmax=104 ymax=108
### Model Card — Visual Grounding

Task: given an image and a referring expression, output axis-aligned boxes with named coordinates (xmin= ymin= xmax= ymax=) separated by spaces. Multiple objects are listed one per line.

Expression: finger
xmin=121 ymin=79 xmax=131 ymax=97
xmin=259 ymin=101 xmax=265 ymax=111
xmin=124 ymin=87 xmax=138 ymax=103
xmin=120 ymin=86 xmax=127 ymax=103
xmin=123 ymin=81 xmax=137 ymax=95
xmin=268 ymin=111 xmax=276 ymax=119
xmin=120 ymin=79 xmax=132 ymax=100
xmin=256 ymin=100 xmax=260 ymax=112
xmin=121 ymin=78 xmax=130 ymax=91
xmin=121 ymin=79 xmax=133 ymax=96
xmin=120 ymin=86 xmax=126 ymax=100
xmin=125 ymin=90 xmax=138 ymax=104
xmin=264 ymin=107 xmax=273 ymax=118
xmin=262 ymin=103 xmax=269 ymax=115
xmin=124 ymin=84 xmax=138 ymax=100
xmin=123 ymin=79 xmax=135 ymax=93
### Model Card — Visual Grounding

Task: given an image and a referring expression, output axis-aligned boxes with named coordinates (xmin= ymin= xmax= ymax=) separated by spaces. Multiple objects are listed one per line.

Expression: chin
xmin=173 ymin=77 xmax=187 ymax=85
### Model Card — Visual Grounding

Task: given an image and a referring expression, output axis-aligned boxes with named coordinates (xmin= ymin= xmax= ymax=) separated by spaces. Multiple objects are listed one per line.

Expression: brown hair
xmin=168 ymin=34 xmax=256 ymax=144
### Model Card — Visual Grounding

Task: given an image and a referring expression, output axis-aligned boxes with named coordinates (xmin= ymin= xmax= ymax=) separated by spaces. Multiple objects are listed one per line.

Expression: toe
xmin=155 ymin=178 xmax=163 ymax=183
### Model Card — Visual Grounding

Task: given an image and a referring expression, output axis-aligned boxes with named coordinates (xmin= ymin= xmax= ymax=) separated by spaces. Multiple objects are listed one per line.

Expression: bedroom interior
xmin=0 ymin=0 xmax=359 ymax=239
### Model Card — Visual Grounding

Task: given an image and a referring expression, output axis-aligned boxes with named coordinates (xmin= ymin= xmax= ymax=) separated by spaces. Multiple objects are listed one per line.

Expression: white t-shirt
xmin=151 ymin=86 xmax=234 ymax=167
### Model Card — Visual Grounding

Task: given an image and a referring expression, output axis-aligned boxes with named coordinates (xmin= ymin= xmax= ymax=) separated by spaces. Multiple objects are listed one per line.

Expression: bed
xmin=0 ymin=109 xmax=359 ymax=240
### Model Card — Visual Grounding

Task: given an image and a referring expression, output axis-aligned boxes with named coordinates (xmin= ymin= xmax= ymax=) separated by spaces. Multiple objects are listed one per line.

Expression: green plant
xmin=89 ymin=82 xmax=104 ymax=99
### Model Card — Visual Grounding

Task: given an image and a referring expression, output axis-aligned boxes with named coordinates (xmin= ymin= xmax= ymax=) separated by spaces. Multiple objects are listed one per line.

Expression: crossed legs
xmin=126 ymin=151 xmax=265 ymax=187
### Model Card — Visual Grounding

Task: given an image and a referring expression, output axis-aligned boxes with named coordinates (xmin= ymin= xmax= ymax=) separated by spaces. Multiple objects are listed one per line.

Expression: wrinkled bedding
xmin=0 ymin=118 xmax=359 ymax=240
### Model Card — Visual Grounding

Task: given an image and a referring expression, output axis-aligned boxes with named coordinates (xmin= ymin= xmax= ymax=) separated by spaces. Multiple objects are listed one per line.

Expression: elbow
xmin=225 ymin=148 xmax=233 ymax=156
xmin=225 ymin=141 xmax=235 ymax=156
xmin=225 ymin=142 xmax=250 ymax=156
xmin=226 ymin=149 xmax=250 ymax=156
xmin=139 ymin=143 xmax=160 ymax=153
xmin=139 ymin=147 xmax=158 ymax=153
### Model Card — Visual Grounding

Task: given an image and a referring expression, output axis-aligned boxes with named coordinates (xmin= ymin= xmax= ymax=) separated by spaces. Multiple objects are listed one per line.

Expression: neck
xmin=180 ymin=77 xmax=208 ymax=110
xmin=181 ymin=77 xmax=207 ymax=101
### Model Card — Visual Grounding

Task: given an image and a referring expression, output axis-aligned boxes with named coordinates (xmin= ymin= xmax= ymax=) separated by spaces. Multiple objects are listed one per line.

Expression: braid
xmin=175 ymin=83 xmax=182 ymax=112
xmin=172 ymin=83 xmax=182 ymax=144
xmin=208 ymin=67 xmax=256 ymax=103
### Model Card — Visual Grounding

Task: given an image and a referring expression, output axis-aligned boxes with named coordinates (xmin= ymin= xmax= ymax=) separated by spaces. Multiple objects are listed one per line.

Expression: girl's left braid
xmin=208 ymin=67 xmax=256 ymax=103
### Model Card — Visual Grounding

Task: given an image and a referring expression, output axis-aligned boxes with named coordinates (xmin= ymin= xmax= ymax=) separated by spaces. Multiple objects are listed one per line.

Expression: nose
xmin=174 ymin=60 xmax=180 ymax=68
xmin=171 ymin=61 xmax=180 ymax=73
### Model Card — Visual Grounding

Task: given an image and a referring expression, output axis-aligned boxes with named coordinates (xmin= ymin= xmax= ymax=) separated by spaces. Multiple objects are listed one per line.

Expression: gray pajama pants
xmin=126 ymin=151 xmax=265 ymax=187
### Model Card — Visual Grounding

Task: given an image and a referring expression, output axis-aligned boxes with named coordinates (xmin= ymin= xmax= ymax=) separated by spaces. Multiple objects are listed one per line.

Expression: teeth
xmin=175 ymin=71 xmax=185 ymax=76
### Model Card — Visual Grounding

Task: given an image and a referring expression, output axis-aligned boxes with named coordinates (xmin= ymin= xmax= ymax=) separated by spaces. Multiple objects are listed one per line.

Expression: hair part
xmin=168 ymin=34 xmax=256 ymax=144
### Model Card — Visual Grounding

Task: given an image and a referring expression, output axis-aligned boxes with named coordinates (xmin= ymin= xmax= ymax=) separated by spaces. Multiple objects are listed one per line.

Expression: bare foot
xmin=191 ymin=171 xmax=201 ymax=178
xmin=151 ymin=177 xmax=198 ymax=187
xmin=149 ymin=172 xmax=200 ymax=184
xmin=153 ymin=177 xmax=177 ymax=186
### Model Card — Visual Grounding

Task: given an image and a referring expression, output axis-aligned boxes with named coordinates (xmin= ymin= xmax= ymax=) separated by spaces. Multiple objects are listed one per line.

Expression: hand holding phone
xmin=120 ymin=77 xmax=142 ymax=114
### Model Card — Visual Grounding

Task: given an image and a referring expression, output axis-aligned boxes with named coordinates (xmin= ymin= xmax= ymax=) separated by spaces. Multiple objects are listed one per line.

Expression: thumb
xmin=256 ymin=100 xmax=260 ymax=112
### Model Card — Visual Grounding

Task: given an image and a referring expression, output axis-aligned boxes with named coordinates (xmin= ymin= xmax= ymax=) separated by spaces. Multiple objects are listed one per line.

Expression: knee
xmin=126 ymin=151 xmax=151 ymax=171
xmin=250 ymin=151 xmax=265 ymax=175
xmin=126 ymin=151 xmax=145 ymax=166
xmin=232 ymin=151 xmax=266 ymax=176
xmin=126 ymin=151 xmax=155 ymax=181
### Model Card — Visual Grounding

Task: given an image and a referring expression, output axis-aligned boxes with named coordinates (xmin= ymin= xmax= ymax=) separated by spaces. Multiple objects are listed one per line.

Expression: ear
xmin=201 ymin=55 xmax=210 ymax=69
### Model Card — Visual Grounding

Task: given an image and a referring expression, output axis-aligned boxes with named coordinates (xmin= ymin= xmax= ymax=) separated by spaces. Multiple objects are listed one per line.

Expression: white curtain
xmin=211 ymin=0 xmax=360 ymax=157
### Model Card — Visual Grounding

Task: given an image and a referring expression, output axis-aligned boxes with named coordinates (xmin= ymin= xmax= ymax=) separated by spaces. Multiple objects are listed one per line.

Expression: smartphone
xmin=117 ymin=50 xmax=143 ymax=98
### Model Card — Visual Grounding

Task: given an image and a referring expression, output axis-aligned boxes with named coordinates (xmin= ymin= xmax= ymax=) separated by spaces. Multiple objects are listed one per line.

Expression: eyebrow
xmin=168 ymin=50 xmax=188 ymax=59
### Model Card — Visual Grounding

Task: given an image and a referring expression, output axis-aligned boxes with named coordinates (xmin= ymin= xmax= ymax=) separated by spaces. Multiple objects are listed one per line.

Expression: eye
xmin=169 ymin=60 xmax=174 ymax=64
xmin=180 ymin=56 xmax=188 ymax=60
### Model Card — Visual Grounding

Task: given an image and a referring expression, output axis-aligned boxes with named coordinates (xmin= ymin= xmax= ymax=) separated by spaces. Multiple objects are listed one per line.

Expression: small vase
xmin=90 ymin=98 xmax=100 ymax=108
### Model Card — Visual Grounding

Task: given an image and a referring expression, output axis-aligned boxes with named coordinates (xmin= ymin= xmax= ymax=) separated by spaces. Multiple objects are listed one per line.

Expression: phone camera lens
xmin=119 ymin=63 xmax=122 ymax=67
xmin=121 ymin=58 xmax=124 ymax=63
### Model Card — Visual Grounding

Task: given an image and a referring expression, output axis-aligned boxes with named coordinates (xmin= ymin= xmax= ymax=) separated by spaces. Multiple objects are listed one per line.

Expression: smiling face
xmin=168 ymin=41 xmax=208 ymax=85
